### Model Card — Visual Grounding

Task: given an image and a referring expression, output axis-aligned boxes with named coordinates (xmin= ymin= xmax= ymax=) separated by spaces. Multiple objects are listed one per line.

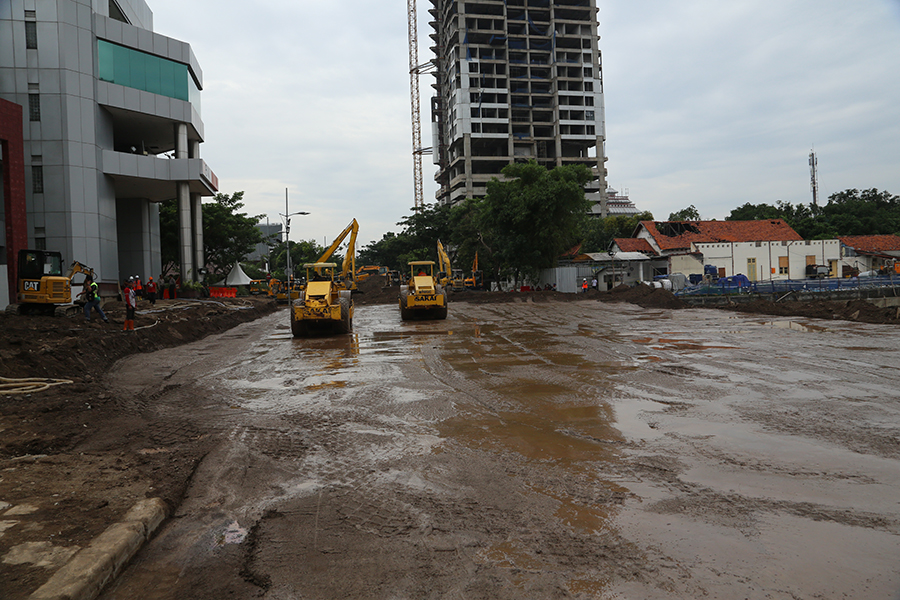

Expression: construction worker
xmin=145 ymin=277 xmax=157 ymax=305
xmin=582 ymin=278 xmax=589 ymax=293
xmin=123 ymin=277 xmax=136 ymax=332
xmin=82 ymin=276 xmax=109 ymax=323
xmin=134 ymin=275 xmax=143 ymax=299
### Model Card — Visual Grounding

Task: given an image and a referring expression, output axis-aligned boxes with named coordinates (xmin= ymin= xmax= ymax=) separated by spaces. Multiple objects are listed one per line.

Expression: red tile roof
xmin=839 ymin=235 xmax=900 ymax=254
xmin=640 ymin=219 xmax=803 ymax=251
xmin=614 ymin=238 xmax=657 ymax=255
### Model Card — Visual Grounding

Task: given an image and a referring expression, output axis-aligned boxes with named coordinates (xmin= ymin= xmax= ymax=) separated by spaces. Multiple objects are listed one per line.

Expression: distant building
xmin=429 ymin=0 xmax=608 ymax=210
xmin=247 ymin=223 xmax=282 ymax=263
xmin=594 ymin=188 xmax=640 ymax=217
xmin=610 ymin=219 xmax=867 ymax=281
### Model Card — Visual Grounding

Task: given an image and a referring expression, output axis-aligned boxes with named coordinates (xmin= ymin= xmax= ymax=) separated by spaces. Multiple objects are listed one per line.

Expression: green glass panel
xmin=145 ymin=54 xmax=162 ymax=95
xmin=173 ymin=63 xmax=189 ymax=101
xmin=97 ymin=40 xmax=115 ymax=83
xmin=112 ymin=44 xmax=130 ymax=87
xmin=129 ymin=48 xmax=147 ymax=91
xmin=159 ymin=59 xmax=176 ymax=98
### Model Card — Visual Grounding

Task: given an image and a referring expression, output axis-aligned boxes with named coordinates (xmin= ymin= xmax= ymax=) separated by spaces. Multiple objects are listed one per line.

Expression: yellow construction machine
xmin=463 ymin=252 xmax=484 ymax=291
xmin=7 ymin=249 xmax=96 ymax=315
xmin=316 ymin=219 xmax=358 ymax=292
xmin=436 ymin=240 xmax=453 ymax=290
xmin=398 ymin=260 xmax=448 ymax=320
xmin=290 ymin=262 xmax=353 ymax=337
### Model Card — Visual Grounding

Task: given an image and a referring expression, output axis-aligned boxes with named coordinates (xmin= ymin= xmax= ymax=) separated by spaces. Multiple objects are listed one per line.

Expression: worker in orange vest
xmin=582 ymin=278 xmax=589 ymax=293
xmin=145 ymin=277 xmax=157 ymax=305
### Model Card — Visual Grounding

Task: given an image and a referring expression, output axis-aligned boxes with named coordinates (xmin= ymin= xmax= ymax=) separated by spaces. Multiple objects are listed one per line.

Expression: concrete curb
xmin=28 ymin=497 xmax=168 ymax=600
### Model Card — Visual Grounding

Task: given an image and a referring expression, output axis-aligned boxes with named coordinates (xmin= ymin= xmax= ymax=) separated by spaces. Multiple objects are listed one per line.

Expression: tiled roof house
xmin=629 ymin=219 xmax=803 ymax=256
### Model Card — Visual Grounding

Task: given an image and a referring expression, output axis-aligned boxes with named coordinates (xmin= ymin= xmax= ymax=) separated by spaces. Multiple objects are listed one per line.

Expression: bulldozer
xmin=290 ymin=262 xmax=353 ymax=337
xmin=398 ymin=260 xmax=448 ymax=320
xmin=6 ymin=249 xmax=96 ymax=316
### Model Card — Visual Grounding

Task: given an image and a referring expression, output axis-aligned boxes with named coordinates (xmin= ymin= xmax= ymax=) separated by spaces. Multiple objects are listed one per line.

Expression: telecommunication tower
xmin=809 ymin=149 xmax=818 ymax=206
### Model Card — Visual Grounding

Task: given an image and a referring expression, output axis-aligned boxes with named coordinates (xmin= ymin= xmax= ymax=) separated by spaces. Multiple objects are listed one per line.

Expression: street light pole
xmin=279 ymin=188 xmax=309 ymax=286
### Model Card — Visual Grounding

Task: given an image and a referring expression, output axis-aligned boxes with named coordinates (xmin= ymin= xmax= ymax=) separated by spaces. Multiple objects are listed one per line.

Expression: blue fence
xmin=677 ymin=275 xmax=900 ymax=297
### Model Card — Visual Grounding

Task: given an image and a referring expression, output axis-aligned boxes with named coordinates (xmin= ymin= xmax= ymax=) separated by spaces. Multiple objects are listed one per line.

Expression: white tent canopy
xmin=216 ymin=262 xmax=253 ymax=286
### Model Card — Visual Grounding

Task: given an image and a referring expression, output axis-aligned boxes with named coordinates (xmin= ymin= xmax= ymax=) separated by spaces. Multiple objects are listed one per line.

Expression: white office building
xmin=0 ymin=0 xmax=216 ymax=296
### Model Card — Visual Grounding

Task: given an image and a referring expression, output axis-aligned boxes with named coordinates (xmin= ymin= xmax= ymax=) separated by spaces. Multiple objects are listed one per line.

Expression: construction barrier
xmin=209 ymin=287 xmax=237 ymax=298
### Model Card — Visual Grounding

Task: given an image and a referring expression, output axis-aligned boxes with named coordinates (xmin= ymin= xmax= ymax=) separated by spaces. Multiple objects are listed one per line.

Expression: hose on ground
xmin=0 ymin=377 xmax=73 ymax=395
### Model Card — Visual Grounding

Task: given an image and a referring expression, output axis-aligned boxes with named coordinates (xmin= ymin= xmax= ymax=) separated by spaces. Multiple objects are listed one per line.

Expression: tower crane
xmin=407 ymin=0 xmax=433 ymax=209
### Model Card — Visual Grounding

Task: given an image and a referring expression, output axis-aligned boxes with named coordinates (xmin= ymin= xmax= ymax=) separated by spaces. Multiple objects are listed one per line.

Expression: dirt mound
xmin=353 ymin=275 xmax=399 ymax=306
xmin=0 ymin=297 xmax=277 ymax=381
xmin=599 ymin=283 xmax=685 ymax=309
xmin=722 ymin=298 xmax=900 ymax=325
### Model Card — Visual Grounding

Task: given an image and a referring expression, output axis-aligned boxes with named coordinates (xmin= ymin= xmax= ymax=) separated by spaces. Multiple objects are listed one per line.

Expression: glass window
xmin=97 ymin=40 xmax=197 ymax=106
xmin=25 ymin=22 xmax=38 ymax=49
xmin=32 ymin=165 xmax=43 ymax=193
xmin=28 ymin=94 xmax=41 ymax=121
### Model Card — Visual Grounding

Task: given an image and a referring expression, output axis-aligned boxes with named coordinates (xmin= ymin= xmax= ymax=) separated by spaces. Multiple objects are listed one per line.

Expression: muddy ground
xmin=1 ymin=277 xmax=898 ymax=599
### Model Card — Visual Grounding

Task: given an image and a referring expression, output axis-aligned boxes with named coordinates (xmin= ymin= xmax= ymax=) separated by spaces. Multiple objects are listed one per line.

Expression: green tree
xmin=160 ymin=191 xmax=264 ymax=280
xmin=479 ymin=160 xmax=592 ymax=286
xmin=724 ymin=189 xmax=900 ymax=239
xmin=268 ymin=239 xmax=328 ymax=279
xmin=202 ymin=192 xmax=264 ymax=279
xmin=358 ymin=203 xmax=453 ymax=271
xmin=668 ymin=205 xmax=701 ymax=221
xmin=582 ymin=211 xmax=654 ymax=253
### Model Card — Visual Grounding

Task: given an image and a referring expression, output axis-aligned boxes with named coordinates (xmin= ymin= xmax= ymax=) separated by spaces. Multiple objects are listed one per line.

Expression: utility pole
xmin=809 ymin=148 xmax=818 ymax=206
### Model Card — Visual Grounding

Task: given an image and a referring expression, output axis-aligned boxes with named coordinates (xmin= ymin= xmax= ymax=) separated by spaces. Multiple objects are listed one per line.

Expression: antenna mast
xmin=809 ymin=148 xmax=818 ymax=206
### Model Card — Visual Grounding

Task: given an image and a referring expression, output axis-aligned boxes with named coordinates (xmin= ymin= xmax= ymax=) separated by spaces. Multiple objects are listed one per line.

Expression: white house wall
xmin=687 ymin=239 xmax=856 ymax=280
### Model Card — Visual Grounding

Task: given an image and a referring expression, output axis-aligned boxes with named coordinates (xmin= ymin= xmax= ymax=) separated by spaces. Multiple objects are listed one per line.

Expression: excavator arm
xmin=67 ymin=261 xmax=95 ymax=281
xmin=317 ymin=219 xmax=358 ymax=290
xmin=436 ymin=240 xmax=452 ymax=288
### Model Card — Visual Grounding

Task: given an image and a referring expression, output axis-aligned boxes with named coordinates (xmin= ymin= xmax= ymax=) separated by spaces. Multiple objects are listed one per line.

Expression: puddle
xmin=438 ymin=400 xmax=621 ymax=467
xmin=764 ymin=320 xmax=830 ymax=333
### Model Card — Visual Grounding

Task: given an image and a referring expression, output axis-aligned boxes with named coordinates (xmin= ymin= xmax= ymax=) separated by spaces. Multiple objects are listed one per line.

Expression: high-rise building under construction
xmin=428 ymin=0 xmax=608 ymax=214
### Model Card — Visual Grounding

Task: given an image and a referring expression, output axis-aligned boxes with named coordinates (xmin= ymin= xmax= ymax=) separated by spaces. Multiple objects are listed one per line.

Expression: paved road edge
xmin=28 ymin=497 xmax=168 ymax=600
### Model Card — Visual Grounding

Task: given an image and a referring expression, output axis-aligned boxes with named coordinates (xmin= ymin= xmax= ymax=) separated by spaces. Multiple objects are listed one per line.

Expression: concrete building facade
xmin=428 ymin=0 xmax=608 ymax=212
xmin=0 ymin=0 xmax=216 ymax=301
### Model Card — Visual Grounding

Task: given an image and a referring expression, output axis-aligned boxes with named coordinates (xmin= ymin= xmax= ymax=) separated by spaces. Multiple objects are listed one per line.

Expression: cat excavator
xmin=6 ymin=249 xmax=96 ymax=315
xmin=315 ymin=219 xmax=358 ymax=292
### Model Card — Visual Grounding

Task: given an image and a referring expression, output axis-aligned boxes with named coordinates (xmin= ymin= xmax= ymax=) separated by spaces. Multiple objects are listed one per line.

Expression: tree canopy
xmin=668 ymin=205 xmax=701 ymax=221
xmin=160 ymin=191 xmax=263 ymax=280
xmin=726 ymin=188 xmax=900 ymax=239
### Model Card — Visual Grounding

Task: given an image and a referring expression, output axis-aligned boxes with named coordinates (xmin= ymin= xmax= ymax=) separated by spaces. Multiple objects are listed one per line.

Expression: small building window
xmin=32 ymin=165 xmax=43 ymax=193
xmin=28 ymin=94 xmax=41 ymax=121
xmin=25 ymin=22 xmax=38 ymax=49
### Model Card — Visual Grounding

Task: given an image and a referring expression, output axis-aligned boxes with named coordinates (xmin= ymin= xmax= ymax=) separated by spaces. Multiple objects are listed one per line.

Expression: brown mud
xmin=1 ymin=278 xmax=898 ymax=599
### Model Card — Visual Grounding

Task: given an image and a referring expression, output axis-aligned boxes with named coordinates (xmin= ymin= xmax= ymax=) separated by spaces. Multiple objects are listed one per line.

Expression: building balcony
xmin=101 ymin=152 xmax=218 ymax=201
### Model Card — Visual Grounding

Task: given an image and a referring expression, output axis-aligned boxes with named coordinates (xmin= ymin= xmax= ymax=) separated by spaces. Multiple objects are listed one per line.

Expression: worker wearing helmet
xmin=582 ymin=278 xmax=589 ymax=293
xmin=145 ymin=276 xmax=157 ymax=305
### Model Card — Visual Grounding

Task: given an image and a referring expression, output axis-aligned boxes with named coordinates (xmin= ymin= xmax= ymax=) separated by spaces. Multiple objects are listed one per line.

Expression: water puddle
xmin=438 ymin=400 xmax=621 ymax=467
xmin=764 ymin=320 xmax=830 ymax=333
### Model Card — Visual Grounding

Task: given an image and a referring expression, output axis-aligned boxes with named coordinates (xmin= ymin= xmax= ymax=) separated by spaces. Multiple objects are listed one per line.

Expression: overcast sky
xmin=146 ymin=0 xmax=900 ymax=247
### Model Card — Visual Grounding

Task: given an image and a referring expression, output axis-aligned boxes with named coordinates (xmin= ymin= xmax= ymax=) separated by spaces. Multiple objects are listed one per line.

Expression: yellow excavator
xmin=463 ymin=252 xmax=484 ymax=291
xmin=436 ymin=240 xmax=453 ymax=290
xmin=315 ymin=219 xmax=358 ymax=292
xmin=7 ymin=249 xmax=96 ymax=315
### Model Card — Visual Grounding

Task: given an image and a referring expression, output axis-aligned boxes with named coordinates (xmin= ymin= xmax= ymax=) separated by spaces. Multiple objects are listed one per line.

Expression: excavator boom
xmin=316 ymin=219 xmax=359 ymax=291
